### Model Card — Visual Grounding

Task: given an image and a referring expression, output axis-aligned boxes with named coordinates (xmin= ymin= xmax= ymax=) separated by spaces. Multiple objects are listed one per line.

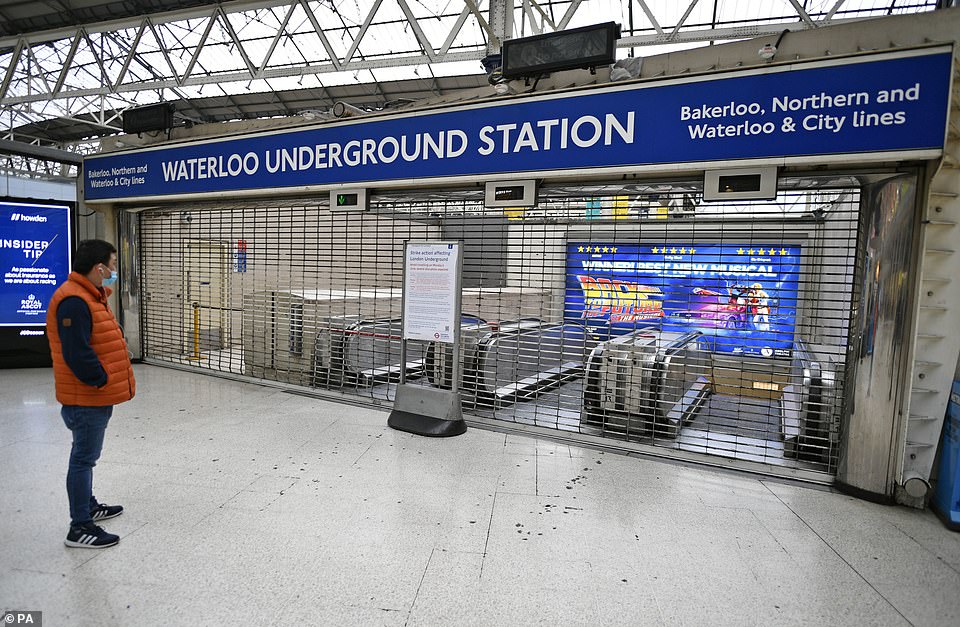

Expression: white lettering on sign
xmin=138 ymin=112 xmax=637 ymax=185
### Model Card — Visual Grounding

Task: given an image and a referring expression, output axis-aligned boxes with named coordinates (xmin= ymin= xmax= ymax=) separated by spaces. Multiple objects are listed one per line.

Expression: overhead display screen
xmin=0 ymin=200 xmax=72 ymax=327
xmin=564 ymin=243 xmax=801 ymax=357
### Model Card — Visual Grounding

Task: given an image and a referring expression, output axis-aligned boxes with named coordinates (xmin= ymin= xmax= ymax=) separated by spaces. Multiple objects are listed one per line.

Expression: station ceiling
xmin=0 ymin=0 xmax=948 ymax=166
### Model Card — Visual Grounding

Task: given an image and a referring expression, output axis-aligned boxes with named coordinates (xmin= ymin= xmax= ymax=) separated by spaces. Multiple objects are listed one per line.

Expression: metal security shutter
xmin=138 ymin=180 xmax=859 ymax=478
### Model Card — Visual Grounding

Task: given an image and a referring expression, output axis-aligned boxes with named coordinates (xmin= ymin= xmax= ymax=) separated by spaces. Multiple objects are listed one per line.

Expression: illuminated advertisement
xmin=1 ymin=201 xmax=71 ymax=327
xmin=564 ymin=243 xmax=801 ymax=357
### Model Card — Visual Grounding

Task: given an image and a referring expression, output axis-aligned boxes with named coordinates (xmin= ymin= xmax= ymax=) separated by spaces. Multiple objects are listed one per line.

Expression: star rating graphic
xmin=579 ymin=244 xmax=788 ymax=257
xmin=581 ymin=245 xmax=791 ymax=256
xmin=579 ymin=245 xmax=621 ymax=254
xmin=735 ymin=246 xmax=791 ymax=256
xmin=649 ymin=246 xmax=696 ymax=255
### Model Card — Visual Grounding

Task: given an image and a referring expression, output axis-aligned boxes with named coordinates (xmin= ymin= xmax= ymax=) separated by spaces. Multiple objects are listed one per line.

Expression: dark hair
xmin=72 ymin=239 xmax=117 ymax=274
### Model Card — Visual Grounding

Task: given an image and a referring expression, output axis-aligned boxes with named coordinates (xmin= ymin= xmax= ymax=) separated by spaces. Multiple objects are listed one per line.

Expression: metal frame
xmin=0 ymin=1 xmax=944 ymax=139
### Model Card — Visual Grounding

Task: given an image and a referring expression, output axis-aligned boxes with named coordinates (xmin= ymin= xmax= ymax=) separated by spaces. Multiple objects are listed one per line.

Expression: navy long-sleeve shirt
xmin=56 ymin=296 xmax=108 ymax=387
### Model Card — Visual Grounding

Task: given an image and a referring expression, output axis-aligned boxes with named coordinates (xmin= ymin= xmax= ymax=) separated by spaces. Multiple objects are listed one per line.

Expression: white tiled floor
xmin=2 ymin=364 xmax=959 ymax=626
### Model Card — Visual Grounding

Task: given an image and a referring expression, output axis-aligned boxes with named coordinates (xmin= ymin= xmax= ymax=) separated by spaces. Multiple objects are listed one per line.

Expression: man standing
xmin=46 ymin=239 xmax=136 ymax=548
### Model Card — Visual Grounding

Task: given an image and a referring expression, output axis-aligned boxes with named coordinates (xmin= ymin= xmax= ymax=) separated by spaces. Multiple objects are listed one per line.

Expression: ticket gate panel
xmin=425 ymin=317 xmax=495 ymax=390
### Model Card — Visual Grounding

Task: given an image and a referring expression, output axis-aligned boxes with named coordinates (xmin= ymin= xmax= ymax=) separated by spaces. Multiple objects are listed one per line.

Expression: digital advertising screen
xmin=0 ymin=199 xmax=72 ymax=367
xmin=564 ymin=243 xmax=801 ymax=357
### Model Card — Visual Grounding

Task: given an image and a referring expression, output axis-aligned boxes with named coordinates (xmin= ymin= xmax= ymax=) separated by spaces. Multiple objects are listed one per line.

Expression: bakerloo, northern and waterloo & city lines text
xmin=681 ymin=86 xmax=921 ymax=139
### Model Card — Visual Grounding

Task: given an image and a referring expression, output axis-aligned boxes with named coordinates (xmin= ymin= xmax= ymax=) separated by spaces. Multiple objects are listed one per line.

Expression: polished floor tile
xmin=1 ymin=364 xmax=959 ymax=626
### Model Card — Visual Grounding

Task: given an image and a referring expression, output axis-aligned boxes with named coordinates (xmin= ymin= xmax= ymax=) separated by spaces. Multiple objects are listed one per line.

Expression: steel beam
xmin=0 ymin=138 xmax=82 ymax=165
xmin=218 ymin=6 xmax=257 ymax=78
xmin=1 ymin=11 xmax=880 ymax=109
xmin=256 ymin=2 xmax=296 ymax=76
xmin=439 ymin=6 xmax=471 ymax=56
xmin=670 ymin=0 xmax=702 ymax=42
xmin=0 ymin=39 xmax=24 ymax=99
xmin=299 ymin=0 xmax=342 ymax=71
xmin=0 ymin=0 xmax=293 ymax=49
xmin=397 ymin=0 xmax=437 ymax=62
xmin=344 ymin=0 xmax=385 ymax=66
xmin=182 ymin=9 xmax=219 ymax=83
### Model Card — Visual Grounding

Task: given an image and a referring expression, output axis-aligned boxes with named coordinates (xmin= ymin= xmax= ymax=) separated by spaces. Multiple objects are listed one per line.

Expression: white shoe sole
xmin=92 ymin=511 xmax=123 ymax=522
xmin=64 ymin=538 xmax=119 ymax=548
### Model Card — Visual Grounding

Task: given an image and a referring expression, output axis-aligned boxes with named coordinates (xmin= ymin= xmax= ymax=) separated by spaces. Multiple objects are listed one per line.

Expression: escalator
xmin=582 ymin=329 xmax=840 ymax=467
xmin=467 ymin=320 xmax=595 ymax=407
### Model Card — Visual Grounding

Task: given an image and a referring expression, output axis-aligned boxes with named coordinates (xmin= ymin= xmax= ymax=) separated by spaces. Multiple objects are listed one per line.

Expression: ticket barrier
xmin=424 ymin=316 xmax=497 ymax=390
xmin=582 ymin=330 xmax=839 ymax=461
xmin=468 ymin=319 xmax=595 ymax=407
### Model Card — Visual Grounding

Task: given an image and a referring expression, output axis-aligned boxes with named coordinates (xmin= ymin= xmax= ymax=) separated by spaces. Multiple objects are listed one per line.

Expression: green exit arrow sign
xmin=330 ymin=189 xmax=368 ymax=211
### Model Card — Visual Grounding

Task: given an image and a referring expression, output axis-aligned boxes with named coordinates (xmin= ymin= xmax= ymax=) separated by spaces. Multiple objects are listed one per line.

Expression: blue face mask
xmin=101 ymin=266 xmax=118 ymax=286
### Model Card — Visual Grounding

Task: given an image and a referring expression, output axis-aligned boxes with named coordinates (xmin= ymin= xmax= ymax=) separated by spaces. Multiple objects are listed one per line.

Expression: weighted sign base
xmin=388 ymin=384 xmax=466 ymax=437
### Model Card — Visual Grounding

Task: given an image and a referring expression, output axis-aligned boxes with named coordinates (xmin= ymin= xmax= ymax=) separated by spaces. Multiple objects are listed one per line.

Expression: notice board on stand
xmin=389 ymin=241 xmax=466 ymax=437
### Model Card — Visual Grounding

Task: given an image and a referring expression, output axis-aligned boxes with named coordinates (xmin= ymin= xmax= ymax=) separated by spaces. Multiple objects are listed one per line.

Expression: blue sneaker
xmin=90 ymin=503 xmax=123 ymax=521
xmin=65 ymin=522 xmax=119 ymax=549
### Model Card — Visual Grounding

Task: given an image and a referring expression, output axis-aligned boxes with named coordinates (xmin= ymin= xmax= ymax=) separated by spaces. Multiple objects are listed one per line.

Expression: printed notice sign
xmin=403 ymin=242 xmax=460 ymax=343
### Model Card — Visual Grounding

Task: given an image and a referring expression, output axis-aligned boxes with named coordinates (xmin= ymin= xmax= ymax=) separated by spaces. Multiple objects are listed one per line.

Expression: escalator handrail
xmin=650 ymin=330 xmax=707 ymax=422
xmin=659 ymin=330 xmax=704 ymax=359
xmin=476 ymin=319 xmax=546 ymax=348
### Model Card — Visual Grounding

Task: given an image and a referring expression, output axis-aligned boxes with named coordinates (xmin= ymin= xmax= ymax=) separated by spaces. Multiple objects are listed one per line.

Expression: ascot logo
xmin=20 ymin=294 xmax=42 ymax=310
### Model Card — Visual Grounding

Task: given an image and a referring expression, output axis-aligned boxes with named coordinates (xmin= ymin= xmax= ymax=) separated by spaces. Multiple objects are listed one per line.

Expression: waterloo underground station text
xmin=86 ymin=112 xmax=636 ymax=186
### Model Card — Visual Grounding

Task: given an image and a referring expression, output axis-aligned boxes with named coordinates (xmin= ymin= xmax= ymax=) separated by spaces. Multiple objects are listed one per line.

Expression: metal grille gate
xmin=138 ymin=180 xmax=860 ymax=478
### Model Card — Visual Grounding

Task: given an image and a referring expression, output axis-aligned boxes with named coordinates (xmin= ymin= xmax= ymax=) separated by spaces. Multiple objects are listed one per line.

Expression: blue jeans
xmin=61 ymin=405 xmax=113 ymax=526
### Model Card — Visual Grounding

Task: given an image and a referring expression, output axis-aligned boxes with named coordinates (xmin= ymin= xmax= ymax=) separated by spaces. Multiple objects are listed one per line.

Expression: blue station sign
xmin=84 ymin=48 xmax=953 ymax=202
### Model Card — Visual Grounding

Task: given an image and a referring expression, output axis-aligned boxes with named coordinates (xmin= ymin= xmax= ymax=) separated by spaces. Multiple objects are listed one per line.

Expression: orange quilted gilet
xmin=46 ymin=272 xmax=136 ymax=406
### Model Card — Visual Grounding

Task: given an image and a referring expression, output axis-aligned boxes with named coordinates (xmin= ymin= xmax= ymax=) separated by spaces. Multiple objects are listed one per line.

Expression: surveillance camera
xmin=181 ymin=213 xmax=193 ymax=224
xmin=758 ymin=44 xmax=777 ymax=60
